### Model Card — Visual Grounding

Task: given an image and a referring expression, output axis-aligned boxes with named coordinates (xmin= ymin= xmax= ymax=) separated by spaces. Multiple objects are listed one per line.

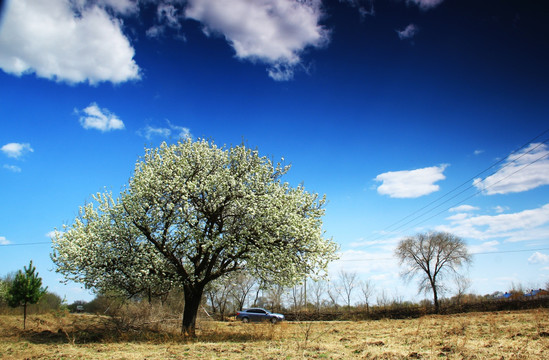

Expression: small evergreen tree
xmin=7 ymin=261 xmax=47 ymax=329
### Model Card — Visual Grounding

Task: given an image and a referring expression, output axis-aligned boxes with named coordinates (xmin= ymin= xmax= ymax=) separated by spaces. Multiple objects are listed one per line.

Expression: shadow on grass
xmin=197 ymin=322 xmax=286 ymax=343
xmin=19 ymin=321 xmax=285 ymax=345
xmin=21 ymin=327 xmax=114 ymax=345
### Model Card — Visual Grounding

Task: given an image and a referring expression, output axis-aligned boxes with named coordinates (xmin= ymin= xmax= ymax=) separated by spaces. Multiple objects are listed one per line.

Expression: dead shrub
xmin=102 ymin=299 xmax=181 ymax=335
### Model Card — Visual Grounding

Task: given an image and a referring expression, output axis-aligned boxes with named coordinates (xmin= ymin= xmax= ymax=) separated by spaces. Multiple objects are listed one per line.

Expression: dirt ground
xmin=1 ymin=309 xmax=547 ymax=359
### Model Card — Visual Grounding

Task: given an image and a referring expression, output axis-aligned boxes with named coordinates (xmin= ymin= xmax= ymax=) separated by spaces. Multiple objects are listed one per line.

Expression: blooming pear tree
xmin=52 ymin=139 xmax=337 ymax=336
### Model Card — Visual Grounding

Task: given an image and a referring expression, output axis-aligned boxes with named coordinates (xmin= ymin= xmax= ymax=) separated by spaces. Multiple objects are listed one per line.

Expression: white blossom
xmin=51 ymin=138 xmax=338 ymax=334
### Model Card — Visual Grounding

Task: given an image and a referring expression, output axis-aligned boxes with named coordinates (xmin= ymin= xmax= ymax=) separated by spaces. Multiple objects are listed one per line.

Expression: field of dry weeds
xmin=1 ymin=309 xmax=547 ymax=359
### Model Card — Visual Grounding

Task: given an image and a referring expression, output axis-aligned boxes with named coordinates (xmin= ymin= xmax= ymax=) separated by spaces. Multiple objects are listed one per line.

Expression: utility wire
xmin=403 ymin=148 xmax=549 ymax=232
xmin=0 ymin=241 xmax=51 ymax=247
xmin=339 ymin=247 xmax=549 ymax=262
xmin=380 ymin=140 xmax=549 ymax=236
xmin=362 ymin=130 xmax=549 ymax=245
xmin=380 ymin=128 xmax=549 ymax=235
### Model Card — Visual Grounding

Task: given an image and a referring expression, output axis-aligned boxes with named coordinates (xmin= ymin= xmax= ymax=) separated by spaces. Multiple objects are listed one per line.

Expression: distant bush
xmin=0 ymin=290 xmax=64 ymax=315
xmin=280 ymin=296 xmax=549 ymax=321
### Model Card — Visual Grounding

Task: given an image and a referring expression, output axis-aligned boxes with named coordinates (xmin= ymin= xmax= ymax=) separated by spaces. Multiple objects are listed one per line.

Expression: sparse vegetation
xmin=0 ymin=309 xmax=547 ymax=359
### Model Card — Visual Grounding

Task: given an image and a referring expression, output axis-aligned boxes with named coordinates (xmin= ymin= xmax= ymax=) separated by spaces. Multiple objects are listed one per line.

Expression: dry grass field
xmin=1 ymin=309 xmax=548 ymax=359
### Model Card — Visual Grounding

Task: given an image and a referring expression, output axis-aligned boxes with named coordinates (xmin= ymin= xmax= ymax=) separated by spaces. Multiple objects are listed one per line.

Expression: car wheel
xmin=270 ymin=317 xmax=277 ymax=324
xmin=241 ymin=317 xmax=249 ymax=323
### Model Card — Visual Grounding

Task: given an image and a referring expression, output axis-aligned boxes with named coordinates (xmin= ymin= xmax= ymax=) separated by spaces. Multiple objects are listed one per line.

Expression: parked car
xmin=236 ymin=308 xmax=285 ymax=323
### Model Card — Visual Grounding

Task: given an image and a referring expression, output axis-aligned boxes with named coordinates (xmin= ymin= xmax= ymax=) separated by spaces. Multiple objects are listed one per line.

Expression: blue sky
xmin=1 ymin=0 xmax=549 ymax=304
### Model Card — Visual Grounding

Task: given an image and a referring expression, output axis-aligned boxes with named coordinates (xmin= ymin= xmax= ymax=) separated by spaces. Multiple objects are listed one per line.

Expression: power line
xmin=404 ymin=148 xmax=549 ymax=232
xmin=393 ymin=140 xmax=549 ymax=233
xmin=379 ymin=128 xmax=549 ymax=235
xmin=0 ymin=241 xmax=51 ymax=247
xmin=4 ymin=241 xmax=546 ymax=261
xmin=361 ymin=129 xmax=549 ymax=246
xmin=339 ymin=247 xmax=549 ymax=262
xmin=471 ymin=247 xmax=549 ymax=255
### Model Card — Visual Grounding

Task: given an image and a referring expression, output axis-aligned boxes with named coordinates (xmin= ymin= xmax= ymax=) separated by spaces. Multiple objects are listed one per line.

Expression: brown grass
xmin=1 ymin=309 xmax=548 ymax=359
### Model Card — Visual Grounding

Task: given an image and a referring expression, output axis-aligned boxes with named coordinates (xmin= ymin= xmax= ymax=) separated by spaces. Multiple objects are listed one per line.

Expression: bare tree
xmin=337 ymin=270 xmax=358 ymax=310
xmin=229 ymin=272 xmax=256 ymax=311
xmin=326 ymin=282 xmax=340 ymax=309
xmin=265 ymin=284 xmax=285 ymax=312
xmin=454 ymin=275 xmax=471 ymax=305
xmin=251 ymin=279 xmax=267 ymax=307
xmin=376 ymin=289 xmax=390 ymax=307
xmin=391 ymin=290 xmax=404 ymax=306
xmin=309 ymin=279 xmax=327 ymax=313
xmin=359 ymin=279 xmax=375 ymax=312
xmin=290 ymin=284 xmax=306 ymax=311
xmin=395 ymin=231 xmax=472 ymax=313
xmin=508 ymin=282 xmax=526 ymax=299
xmin=205 ymin=276 xmax=231 ymax=320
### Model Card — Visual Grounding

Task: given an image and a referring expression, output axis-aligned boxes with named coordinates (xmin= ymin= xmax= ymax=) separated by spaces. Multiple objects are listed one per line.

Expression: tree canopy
xmin=395 ymin=231 xmax=472 ymax=313
xmin=52 ymin=139 xmax=338 ymax=335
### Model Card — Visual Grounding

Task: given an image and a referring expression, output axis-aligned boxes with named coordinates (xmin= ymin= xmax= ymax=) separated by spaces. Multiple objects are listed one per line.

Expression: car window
xmin=247 ymin=309 xmax=265 ymax=314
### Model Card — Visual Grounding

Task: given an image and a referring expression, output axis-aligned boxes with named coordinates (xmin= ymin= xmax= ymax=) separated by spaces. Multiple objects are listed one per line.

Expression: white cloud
xmin=449 ymin=205 xmax=479 ymax=213
xmin=97 ymin=0 xmax=140 ymax=16
xmin=138 ymin=120 xmax=191 ymax=140
xmin=474 ymin=149 xmax=484 ymax=156
xmin=339 ymin=0 xmax=375 ymax=17
xmin=169 ymin=122 xmax=192 ymax=139
xmin=46 ymin=230 xmax=62 ymax=240
xmin=0 ymin=0 xmax=140 ymax=84
xmin=185 ymin=0 xmax=329 ymax=81
xmin=370 ymin=273 xmax=393 ymax=281
xmin=146 ymin=2 xmax=184 ymax=38
xmin=3 ymin=164 xmax=22 ymax=173
xmin=350 ymin=235 xmax=401 ymax=250
xmin=446 ymin=205 xmax=479 ymax=222
xmin=0 ymin=236 xmax=11 ymax=245
xmin=493 ymin=206 xmax=509 ymax=214
xmin=474 ymin=143 xmax=549 ymax=195
xmin=78 ymin=103 xmax=125 ymax=132
xmin=328 ymin=249 xmax=396 ymax=275
xmin=469 ymin=240 xmax=499 ymax=254
xmin=267 ymin=63 xmax=298 ymax=82
xmin=375 ymin=165 xmax=448 ymax=198
xmin=1 ymin=142 xmax=34 ymax=159
xmin=528 ymin=252 xmax=549 ymax=264
xmin=396 ymin=24 xmax=418 ymax=40
xmin=141 ymin=126 xmax=172 ymax=139
xmin=407 ymin=0 xmax=445 ymax=10
xmin=446 ymin=213 xmax=470 ymax=222
xmin=437 ymin=203 xmax=549 ymax=242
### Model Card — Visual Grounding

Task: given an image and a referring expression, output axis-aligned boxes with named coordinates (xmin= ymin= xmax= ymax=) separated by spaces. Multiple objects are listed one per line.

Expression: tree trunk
xmin=181 ymin=284 xmax=204 ymax=337
xmin=432 ymin=285 xmax=439 ymax=313
xmin=23 ymin=303 xmax=27 ymax=330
